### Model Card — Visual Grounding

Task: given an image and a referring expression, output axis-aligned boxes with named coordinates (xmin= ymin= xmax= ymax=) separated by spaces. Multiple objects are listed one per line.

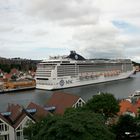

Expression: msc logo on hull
xmin=59 ymin=80 xmax=64 ymax=86
xmin=59 ymin=80 xmax=72 ymax=86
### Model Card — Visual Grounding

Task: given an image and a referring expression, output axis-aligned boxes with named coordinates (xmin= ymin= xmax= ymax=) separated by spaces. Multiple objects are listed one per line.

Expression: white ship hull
xmin=36 ymin=70 xmax=134 ymax=90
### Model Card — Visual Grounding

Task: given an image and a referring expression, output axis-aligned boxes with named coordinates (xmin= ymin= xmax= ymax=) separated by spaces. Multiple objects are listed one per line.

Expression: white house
xmin=0 ymin=102 xmax=50 ymax=140
xmin=0 ymin=114 xmax=15 ymax=140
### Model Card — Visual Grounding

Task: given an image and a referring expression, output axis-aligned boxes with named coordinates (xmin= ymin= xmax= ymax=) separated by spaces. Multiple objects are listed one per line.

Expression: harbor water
xmin=0 ymin=72 xmax=140 ymax=112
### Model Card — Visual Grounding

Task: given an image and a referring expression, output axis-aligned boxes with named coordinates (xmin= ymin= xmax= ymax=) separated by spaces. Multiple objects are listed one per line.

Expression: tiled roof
xmin=119 ymin=100 xmax=132 ymax=114
xmin=47 ymin=92 xmax=81 ymax=114
xmin=119 ymin=99 xmax=140 ymax=116
xmin=13 ymin=112 xmax=27 ymax=128
xmin=4 ymin=73 xmax=12 ymax=79
xmin=1 ymin=104 xmax=33 ymax=128
xmin=10 ymin=68 xmax=19 ymax=74
xmin=0 ymin=113 xmax=12 ymax=127
xmin=27 ymin=102 xmax=50 ymax=121
xmin=0 ymin=102 xmax=50 ymax=130
xmin=13 ymin=109 xmax=35 ymax=129
xmin=7 ymin=104 xmax=22 ymax=122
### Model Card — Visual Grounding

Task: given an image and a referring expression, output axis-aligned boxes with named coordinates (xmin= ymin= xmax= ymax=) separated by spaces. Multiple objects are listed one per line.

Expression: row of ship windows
xmin=36 ymin=69 xmax=52 ymax=72
xmin=79 ymin=67 xmax=132 ymax=71
xmin=57 ymin=74 xmax=77 ymax=77
xmin=57 ymin=68 xmax=78 ymax=71
xmin=57 ymin=65 xmax=132 ymax=69
xmin=37 ymin=64 xmax=132 ymax=70
xmin=36 ymin=75 xmax=51 ymax=77
xmin=36 ymin=72 xmax=51 ymax=74
xmin=57 ymin=70 xmax=78 ymax=73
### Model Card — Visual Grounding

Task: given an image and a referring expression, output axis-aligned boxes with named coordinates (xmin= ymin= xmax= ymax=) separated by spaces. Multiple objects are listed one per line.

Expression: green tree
xmin=11 ymin=74 xmax=18 ymax=80
xmin=0 ymin=64 xmax=10 ymax=73
xmin=24 ymin=110 xmax=115 ymax=140
xmin=112 ymin=115 xmax=140 ymax=140
xmin=85 ymin=93 xmax=120 ymax=118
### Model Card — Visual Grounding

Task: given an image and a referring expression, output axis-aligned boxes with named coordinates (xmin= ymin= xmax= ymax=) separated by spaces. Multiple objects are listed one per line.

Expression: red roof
xmin=0 ymin=113 xmax=12 ymax=126
xmin=1 ymin=103 xmax=49 ymax=129
xmin=7 ymin=104 xmax=22 ymax=122
xmin=119 ymin=99 xmax=140 ymax=116
xmin=4 ymin=73 xmax=12 ymax=79
xmin=47 ymin=92 xmax=81 ymax=114
xmin=13 ymin=112 xmax=27 ymax=128
xmin=27 ymin=102 xmax=50 ymax=121
xmin=10 ymin=68 xmax=19 ymax=74
xmin=1 ymin=104 xmax=33 ymax=129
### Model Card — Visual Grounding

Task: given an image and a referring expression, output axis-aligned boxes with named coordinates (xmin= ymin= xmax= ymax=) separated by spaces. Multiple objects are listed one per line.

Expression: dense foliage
xmin=0 ymin=59 xmax=38 ymax=72
xmin=85 ymin=93 xmax=120 ymax=118
xmin=112 ymin=115 xmax=140 ymax=140
xmin=26 ymin=92 xmax=140 ymax=140
xmin=24 ymin=109 xmax=115 ymax=140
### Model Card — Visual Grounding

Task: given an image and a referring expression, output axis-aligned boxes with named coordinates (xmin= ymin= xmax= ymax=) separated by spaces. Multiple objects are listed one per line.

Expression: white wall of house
xmin=0 ymin=118 xmax=15 ymax=140
xmin=73 ymin=98 xmax=86 ymax=108
xmin=15 ymin=116 xmax=34 ymax=140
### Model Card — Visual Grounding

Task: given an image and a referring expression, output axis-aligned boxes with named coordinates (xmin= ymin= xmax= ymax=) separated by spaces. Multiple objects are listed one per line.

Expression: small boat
xmin=128 ymin=90 xmax=140 ymax=98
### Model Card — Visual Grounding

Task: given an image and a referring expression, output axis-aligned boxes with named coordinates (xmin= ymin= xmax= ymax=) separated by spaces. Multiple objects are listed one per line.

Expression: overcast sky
xmin=0 ymin=0 xmax=140 ymax=62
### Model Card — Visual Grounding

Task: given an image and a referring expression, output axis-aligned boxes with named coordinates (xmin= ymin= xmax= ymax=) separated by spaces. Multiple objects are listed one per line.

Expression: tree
xmin=24 ymin=110 xmax=115 ymax=140
xmin=11 ymin=74 xmax=18 ymax=80
xmin=85 ymin=93 xmax=120 ymax=118
xmin=112 ymin=115 xmax=140 ymax=140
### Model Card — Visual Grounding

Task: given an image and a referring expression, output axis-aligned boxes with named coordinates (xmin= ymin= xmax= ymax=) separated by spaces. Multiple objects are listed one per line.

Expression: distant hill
xmin=132 ymin=61 xmax=140 ymax=66
xmin=0 ymin=57 xmax=41 ymax=73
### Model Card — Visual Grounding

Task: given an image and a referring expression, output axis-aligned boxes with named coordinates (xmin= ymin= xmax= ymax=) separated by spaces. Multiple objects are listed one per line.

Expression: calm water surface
xmin=0 ymin=72 xmax=140 ymax=112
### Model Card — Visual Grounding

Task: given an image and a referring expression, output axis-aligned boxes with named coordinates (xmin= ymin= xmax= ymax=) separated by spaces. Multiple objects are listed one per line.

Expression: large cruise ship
xmin=35 ymin=51 xmax=134 ymax=90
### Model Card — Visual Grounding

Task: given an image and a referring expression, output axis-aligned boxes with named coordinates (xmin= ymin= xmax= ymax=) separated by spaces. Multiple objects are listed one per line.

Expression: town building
xmin=46 ymin=92 xmax=86 ymax=114
xmin=119 ymin=99 xmax=140 ymax=117
xmin=0 ymin=102 xmax=50 ymax=140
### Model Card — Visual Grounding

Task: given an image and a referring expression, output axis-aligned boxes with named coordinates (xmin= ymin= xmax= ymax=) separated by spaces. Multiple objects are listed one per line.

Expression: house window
xmin=0 ymin=120 xmax=4 ymax=132
xmin=16 ymin=131 xmax=23 ymax=140
xmin=78 ymin=99 xmax=83 ymax=107
xmin=16 ymin=124 xmax=24 ymax=140
xmin=5 ymin=125 xmax=8 ymax=131
xmin=4 ymin=135 xmax=9 ymax=140
xmin=17 ymin=125 xmax=22 ymax=130
xmin=0 ymin=135 xmax=9 ymax=140
xmin=0 ymin=120 xmax=9 ymax=132
xmin=0 ymin=124 xmax=4 ymax=131
xmin=75 ymin=99 xmax=84 ymax=108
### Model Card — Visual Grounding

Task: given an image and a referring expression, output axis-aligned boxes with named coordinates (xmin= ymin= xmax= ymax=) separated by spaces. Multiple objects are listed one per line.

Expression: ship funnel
xmin=70 ymin=51 xmax=76 ymax=54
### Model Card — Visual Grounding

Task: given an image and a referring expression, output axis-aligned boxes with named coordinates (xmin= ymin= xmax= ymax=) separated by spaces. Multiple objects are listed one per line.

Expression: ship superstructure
xmin=35 ymin=51 xmax=134 ymax=90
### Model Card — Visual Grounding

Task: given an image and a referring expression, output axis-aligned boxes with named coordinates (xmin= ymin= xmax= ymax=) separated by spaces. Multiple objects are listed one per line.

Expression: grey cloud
xmin=73 ymin=24 xmax=123 ymax=58
xmin=122 ymin=38 xmax=140 ymax=48
xmin=32 ymin=30 xmax=48 ymax=37
xmin=25 ymin=0 xmax=100 ymax=26
xmin=0 ymin=25 xmax=15 ymax=32
xmin=85 ymin=47 xmax=123 ymax=59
